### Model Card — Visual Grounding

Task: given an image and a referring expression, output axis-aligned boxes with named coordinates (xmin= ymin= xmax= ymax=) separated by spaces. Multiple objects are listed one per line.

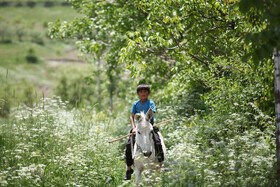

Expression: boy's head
xmin=137 ymin=84 xmax=150 ymax=100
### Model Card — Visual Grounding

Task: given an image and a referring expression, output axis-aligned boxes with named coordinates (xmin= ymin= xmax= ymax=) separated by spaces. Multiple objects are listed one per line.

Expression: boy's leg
xmin=125 ymin=130 xmax=135 ymax=180
xmin=125 ymin=135 xmax=133 ymax=167
xmin=152 ymin=126 xmax=165 ymax=162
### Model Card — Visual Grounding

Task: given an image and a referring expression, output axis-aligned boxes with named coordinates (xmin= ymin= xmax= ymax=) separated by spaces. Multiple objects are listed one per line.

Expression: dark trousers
xmin=125 ymin=125 xmax=164 ymax=166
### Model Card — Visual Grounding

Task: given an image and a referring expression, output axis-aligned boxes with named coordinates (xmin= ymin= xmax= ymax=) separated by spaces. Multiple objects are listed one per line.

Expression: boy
xmin=124 ymin=84 xmax=164 ymax=180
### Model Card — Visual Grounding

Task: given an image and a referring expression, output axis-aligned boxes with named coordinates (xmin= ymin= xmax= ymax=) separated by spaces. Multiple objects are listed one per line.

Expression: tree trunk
xmin=274 ymin=48 xmax=280 ymax=182
xmin=97 ymin=56 xmax=101 ymax=112
xmin=109 ymin=73 xmax=113 ymax=112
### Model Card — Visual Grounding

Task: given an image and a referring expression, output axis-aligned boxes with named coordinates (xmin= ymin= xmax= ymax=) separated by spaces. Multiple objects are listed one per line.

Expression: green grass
xmin=0 ymin=5 xmax=85 ymax=94
xmin=0 ymin=95 xmax=277 ymax=186
xmin=0 ymin=97 xmax=131 ymax=186
xmin=0 ymin=41 xmax=87 ymax=85
xmin=0 ymin=42 xmax=79 ymax=66
xmin=0 ymin=6 xmax=80 ymax=23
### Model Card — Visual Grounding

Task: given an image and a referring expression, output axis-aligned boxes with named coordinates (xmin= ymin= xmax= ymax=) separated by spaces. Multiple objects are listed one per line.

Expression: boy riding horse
xmin=124 ymin=84 xmax=164 ymax=180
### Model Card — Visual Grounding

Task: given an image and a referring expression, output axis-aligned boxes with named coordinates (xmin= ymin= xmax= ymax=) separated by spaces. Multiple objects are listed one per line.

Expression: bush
xmin=44 ymin=1 xmax=54 ymax=7
xmin=26 ymin=1 xmax=36 ymax=8
xmin=30 ymin=31 xmax=44 ymax=45
xmin=0 ymin=77 xmax=38 ymax=118
xmin=0 ymin=83 xmax=11 ymax=118
xmin=0 ymin=2 xmax=9 ymax=7
xmin=61 ymin=2 xmax=71 ymax=6
xmin=42 ymin=20 xmax=49 ymax=28
xmin=0 ymin=97 xmax=127 ymax=186
xmin=25 ymin=55 xmax=38 ymax=63
xmin=55 ymin=74 xmax=97 ymax=108
xmin=0 ymin=23 xmax=13 ymax=43
xmin=154 ymin=103 xmax=276 ymax=186
xmin=15 ymin=26 xmax=26 ymax=42
xmin=25 ymin=48 xmax=38 ymax=63
xmin=15 ymin=3 xmax=23 ymax=7
xmin=1 ymin=39 xmax=12 ymax=44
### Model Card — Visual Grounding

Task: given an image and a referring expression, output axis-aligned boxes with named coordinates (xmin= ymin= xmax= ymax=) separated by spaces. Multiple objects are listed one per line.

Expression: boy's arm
xmin=130 ymin=113 xmax=136 ymax=134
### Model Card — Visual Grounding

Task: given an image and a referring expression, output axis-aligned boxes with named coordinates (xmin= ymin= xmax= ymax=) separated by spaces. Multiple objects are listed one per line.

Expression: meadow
xmin=0 ymin=5 xmax=93 ymax=115
xmin=0 ymin=97 xmax=128 ymax=186
xmin=0 ymin=95 xmax=276 ymax=186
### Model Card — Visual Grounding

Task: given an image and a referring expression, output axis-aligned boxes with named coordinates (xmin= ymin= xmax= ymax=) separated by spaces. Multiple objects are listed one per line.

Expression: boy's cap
xmin=137 ymin=84 xmax=150 ymax=93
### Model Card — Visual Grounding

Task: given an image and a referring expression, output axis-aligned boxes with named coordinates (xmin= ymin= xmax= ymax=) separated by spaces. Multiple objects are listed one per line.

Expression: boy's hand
xmin=132 ymin=128 xmax=136 ymax=135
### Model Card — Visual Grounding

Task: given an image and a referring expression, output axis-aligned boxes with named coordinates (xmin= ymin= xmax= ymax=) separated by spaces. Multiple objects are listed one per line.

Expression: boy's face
xmin=138 ymin=89 xmax=149 ymax=100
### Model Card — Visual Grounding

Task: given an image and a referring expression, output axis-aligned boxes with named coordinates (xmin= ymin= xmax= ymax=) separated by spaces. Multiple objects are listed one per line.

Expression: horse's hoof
xmin=124 ymin=169 xmax=134 ymax=180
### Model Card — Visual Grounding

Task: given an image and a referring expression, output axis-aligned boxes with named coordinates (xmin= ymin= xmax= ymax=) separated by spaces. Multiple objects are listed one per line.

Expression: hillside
xmin=0 ymin=5 xmax=94 ymax=112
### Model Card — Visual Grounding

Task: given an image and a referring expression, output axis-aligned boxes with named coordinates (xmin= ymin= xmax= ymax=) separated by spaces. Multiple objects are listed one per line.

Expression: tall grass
xmin=0 ymin=96 xmax=129 ymax=186
xmin=0 ymin=96 xmax=276 ymax=186
xmin=157 ymin=104 xmax=276 ymax=186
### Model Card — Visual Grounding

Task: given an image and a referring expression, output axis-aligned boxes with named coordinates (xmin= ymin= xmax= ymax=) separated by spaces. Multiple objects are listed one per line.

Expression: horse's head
xmin=134 ymin=108 xmax=154 ymax=157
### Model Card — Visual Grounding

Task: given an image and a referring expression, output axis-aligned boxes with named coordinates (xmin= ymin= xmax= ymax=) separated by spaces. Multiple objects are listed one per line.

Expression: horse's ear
xmin=146 ymin=108 xmax=154 ymax=121
xmin=135 ymin=113 xmax=142 ymax=122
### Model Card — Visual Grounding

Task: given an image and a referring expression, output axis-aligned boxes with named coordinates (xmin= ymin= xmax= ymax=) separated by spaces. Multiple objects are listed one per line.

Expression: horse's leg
xmin=135 ymin=167 xmax=141 ymax=184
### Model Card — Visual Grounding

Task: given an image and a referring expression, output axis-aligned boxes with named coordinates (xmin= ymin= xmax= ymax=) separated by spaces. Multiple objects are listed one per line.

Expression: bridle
xmin=132 ymin=131 xmax=154 ymax=159
xmin=131 ymin=134 xmax=145 ymax=159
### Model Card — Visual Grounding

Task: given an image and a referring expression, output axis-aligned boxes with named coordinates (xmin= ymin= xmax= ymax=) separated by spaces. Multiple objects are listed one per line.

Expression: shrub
xmin=15 ymin=3 xmax=23 ymax=7
xmin=25 ymin=55 xmax=38 ymax=63
xmin=15 ymin=26 xmax=26 ymax=42
xmin=26 ymin=1 xmax=36 ymax=8
xmin=44 ymin=1 xmax=54 ymax=7
xmin=0 ymin=23 xmax=13 ymax=43
xmin=1 ymin=39 xmax=12 ymax=43
xmin=30 ymin=31 xmax=44 ymax=45
xmin=61 ymin=2 xmax=71 ymax=6
xmin=25 ymin=48 xmax=38 ymax=63
xmin=0 ymin=83 xmax=11 ymax=118
xmin=0 ymin=76 xmax=39 ymax=118
xmin=0 ymin=2 xmax=9 ymax=7
xmin=55 ymin=74 xmax=96 ymax=108
xmin=155 ymin=104 xmax=276 ymax=186
xmin=0 ymin=97 xmax=127 ymax=186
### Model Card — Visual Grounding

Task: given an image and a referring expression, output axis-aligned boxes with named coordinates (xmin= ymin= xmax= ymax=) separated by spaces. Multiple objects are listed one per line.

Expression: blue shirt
xmin=131 ymin=99 xmax=156 ymax=121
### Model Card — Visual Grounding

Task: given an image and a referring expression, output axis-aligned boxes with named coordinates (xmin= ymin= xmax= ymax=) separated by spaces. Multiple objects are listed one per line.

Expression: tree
xmin=238 ymin=0 xmax=280 ymax=181
xmin=48 ymin=0 xmax=141 ymax=112
xmin=49 ymin=0 xmax=273 ymax=114
xmin=48 ymin=1 xmax=276 ymax=184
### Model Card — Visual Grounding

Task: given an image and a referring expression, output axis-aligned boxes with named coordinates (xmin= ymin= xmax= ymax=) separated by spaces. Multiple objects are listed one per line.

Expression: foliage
xmin=47 ymin=1 xmax=277 ymax=183
xmin=25 ymin=48 xmax=39 ymax=63
xmin=0 ymin=78 xmax=39 ymax=118
xmin=55 ymin=71 xmax=97 ymax=108
xmin=162 ymin=113 xmax=276 ymax=186
xmin=0 ymin=96 xmax=276 ymax=186
xmin=0 ymin=0 xmax=277 ymax=185
xmin=239 ymin=0 xmax=280 ymax=62
xmin=0 ymin=5 xmax=90 ymax=114
xmin=0 ymin=97 xmax=127 ymax=186
xmin=48 ymin=0 xmax=275 ymax=118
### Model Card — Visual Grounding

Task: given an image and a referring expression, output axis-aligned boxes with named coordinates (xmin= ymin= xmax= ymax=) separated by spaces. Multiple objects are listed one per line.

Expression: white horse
xmin=133 ymin=108 xmax=166 ymax=184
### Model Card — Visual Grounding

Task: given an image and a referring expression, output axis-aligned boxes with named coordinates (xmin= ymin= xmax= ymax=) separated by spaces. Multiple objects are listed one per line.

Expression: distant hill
xmin=0 ymin=1 xmax=70 ymax=7
xmin=0 ymin=5 xmax=85 ymax=102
